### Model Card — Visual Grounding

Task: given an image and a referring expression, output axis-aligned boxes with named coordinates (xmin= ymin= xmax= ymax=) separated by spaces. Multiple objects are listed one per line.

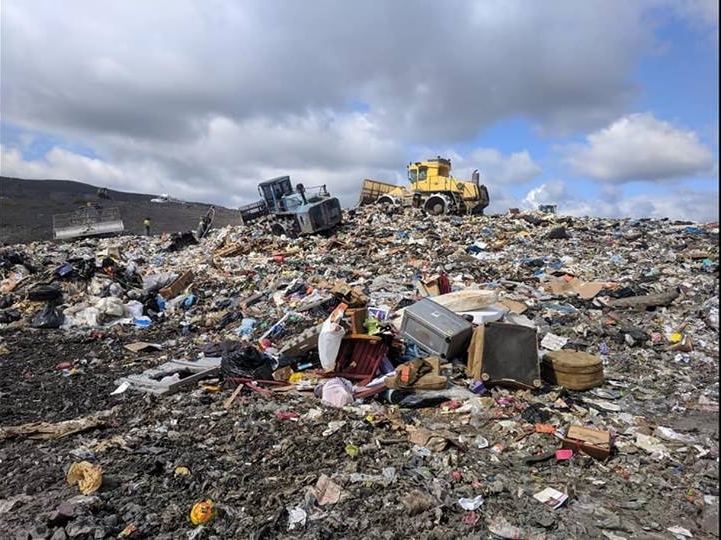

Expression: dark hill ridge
xmin=0 ymin=177 xmax=243 ymax=245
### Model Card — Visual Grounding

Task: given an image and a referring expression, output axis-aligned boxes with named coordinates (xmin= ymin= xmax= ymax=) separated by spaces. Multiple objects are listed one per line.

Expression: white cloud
xmin=522 ymin=180 xmax=569 ymax=209
xmin=563 ymin=113 xmax=715 ymax=182
xmin=466 ymin=148 xmax=543 ymax=185
xmin=520 ymin=179 xmax=719 ymax=222
xmin=1 ymin=0 xmax=660 ymax=145
xmin=0 ymin=110 xmax=407 ymax=208
xmin=0 ymin=2 xmax=716 ymax=221
xmin=1 ymin=145 xmax=124 ymax=184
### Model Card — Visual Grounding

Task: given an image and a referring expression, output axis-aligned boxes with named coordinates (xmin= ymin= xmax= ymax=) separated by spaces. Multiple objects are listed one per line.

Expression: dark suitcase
xmin=401 ymin=298 xmax=474 ymax=360
xmin=480 ymin=322 xmax=541 ymax=389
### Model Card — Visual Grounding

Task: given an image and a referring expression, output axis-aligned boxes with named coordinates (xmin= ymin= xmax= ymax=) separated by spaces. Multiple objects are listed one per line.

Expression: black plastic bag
xmin=31 ymin=304 xmax=65 ymax=329
xmin=221 ymin=344 xmax=276 ymax=381
xmin=0 ymin=309 xmax=21 ymax=324
xmin=398 ymin=394 xmax=449 ymax=409
xmin=27 ymin=284 xmax=63 ymax=303
xmin=0 ymin=294 xmax=17 ymax=309
xmin=164 ymin=231 xmax=198 ymax=252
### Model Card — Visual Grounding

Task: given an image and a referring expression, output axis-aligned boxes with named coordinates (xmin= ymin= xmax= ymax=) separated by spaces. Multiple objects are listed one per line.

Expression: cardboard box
xmin=159 ymin=270 xmax=194 ymax=299
xmin=385 ymin=356 xmax=447 ymax=390
xmin=561 ymin=425 xmax=611 ymax=460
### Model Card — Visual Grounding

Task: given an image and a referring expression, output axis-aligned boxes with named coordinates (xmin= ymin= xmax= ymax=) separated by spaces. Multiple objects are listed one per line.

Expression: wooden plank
xmin=223 ymin=384 xmax=244 ymax=409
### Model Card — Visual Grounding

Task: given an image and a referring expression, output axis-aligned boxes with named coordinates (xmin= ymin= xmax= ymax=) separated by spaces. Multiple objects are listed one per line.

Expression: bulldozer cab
xmin=408 ymin=157 xmax=468 ymax=198
xmin=408 ymin=157 xmax=451 ymax=183
xmin=259 ymin=176 xmax=294 ymax=212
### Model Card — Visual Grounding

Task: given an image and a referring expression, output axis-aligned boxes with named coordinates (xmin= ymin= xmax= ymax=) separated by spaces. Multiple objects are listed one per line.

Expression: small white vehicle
xmin=150 ymin=193 xmax=170 ymax=203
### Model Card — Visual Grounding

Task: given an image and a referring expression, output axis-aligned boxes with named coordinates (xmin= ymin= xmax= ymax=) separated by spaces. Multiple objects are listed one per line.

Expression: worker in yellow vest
xmin=144 ymin=217 xmax=151 ymax=236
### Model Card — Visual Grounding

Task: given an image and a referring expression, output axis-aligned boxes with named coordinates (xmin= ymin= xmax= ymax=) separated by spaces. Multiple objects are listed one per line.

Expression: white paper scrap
xmin=533 ymin=487 xmax=568 ymax=509
xmin=541 ymin=333 xmax=568 ymax=351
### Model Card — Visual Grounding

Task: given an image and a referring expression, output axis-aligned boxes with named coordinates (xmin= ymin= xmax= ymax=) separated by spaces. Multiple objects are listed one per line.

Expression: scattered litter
xmin=66 ymin=461 xmax=103 ymax=495
xmin=667 ymin=525 xmax=694 ymax=538
xmin=458 ymin=495 xmax=484 ymax=511
xmin=312 ymin=474 xmax=344 ymax=506
xmin=0 ymin=202 xmax=717 ymax=538
xmin=189 ymin=499 xmax=216 ymax=525
xmin=287 ymin=507 xmax=307 ymax=530
xmin=533 ymin=487 xmax=568 ymax=509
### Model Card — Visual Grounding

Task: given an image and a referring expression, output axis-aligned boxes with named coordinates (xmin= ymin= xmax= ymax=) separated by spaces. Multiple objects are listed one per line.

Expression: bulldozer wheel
xmin=424 ymin=196 xmax=446 ymax=215
xmin=377 ymin=195 xmax=396 ymax=206
xmin=272 ymin=222 xmax=299 ymax=238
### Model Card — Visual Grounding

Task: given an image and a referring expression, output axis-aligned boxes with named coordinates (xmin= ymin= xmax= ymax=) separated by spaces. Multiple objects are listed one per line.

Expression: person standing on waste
xmin=144 ymin=217 xmax=151 ymax=236
xmin=197 ymin=206 xmax=215 ymax=239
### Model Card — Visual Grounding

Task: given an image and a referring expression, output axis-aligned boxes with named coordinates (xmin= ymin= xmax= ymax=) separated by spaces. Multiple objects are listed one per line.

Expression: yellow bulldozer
xmin=358 ymin=156 xmax=490 ymax=215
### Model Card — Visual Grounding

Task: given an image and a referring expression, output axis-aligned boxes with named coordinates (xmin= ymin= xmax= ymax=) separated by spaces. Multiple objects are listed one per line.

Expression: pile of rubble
xmin=0 ymin=206 xmax=718 ymax=539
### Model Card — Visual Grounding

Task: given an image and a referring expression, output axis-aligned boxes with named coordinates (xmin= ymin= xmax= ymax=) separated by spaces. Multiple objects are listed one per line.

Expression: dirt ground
xmin=0 ymin=324 xmax=718 ymax=539
xmin=0 ymin=176 xmax=242 ymax=245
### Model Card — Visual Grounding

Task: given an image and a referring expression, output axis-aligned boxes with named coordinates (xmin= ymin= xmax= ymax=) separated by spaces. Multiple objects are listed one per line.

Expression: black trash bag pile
xmin=221 ymin=342 xmax=277 ymax=381
xmin=0 ymin=309 xmax=22 ymax=324
xmin=164 ymin=232 xmax=199 ymax=253
xmin=27 ymin=284 xmax=63 ymax=303
xmin=0 ymin=250 xmax=36 ymax=273
xmin=31 ymin=304 xmax=65 ymax=329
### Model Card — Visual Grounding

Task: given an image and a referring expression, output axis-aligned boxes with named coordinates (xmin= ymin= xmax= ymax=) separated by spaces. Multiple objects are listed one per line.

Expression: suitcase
xmin=400 ymin=298 xmax=474 ymax=360
xmin=479 ymin=322 xmax=541 ymax=389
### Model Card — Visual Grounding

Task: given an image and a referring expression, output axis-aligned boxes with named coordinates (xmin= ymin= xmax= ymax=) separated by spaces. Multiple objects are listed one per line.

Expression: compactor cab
xmin=259 ymin=176 xmax=295 ymax=213
xmin=239 ymin=176 xmax=343 ymax=237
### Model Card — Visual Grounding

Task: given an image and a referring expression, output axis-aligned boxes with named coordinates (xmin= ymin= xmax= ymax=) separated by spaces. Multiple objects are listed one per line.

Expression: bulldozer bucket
xmin=52 ymin=207 xmax=125 ymax=240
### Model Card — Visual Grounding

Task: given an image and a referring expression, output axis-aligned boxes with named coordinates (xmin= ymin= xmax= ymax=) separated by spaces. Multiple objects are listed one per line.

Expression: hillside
xmin=0 ymin=177 xmax=243 ymax=245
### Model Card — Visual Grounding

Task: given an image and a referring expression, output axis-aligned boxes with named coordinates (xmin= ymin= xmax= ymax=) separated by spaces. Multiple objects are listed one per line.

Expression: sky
xmin=1 ymin=0 xmax=718 ymax=222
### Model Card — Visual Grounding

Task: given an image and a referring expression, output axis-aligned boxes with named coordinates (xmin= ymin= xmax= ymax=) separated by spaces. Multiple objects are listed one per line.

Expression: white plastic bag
xmin=95 ymin=297 xmax=125 ymax=319
xmin=318 ymin=304 xmax=347 ymax=372
xmin=123 ymin=300 xmax=144 ymax=319
xmin=318 ymin=318 xmax=346 ymax=372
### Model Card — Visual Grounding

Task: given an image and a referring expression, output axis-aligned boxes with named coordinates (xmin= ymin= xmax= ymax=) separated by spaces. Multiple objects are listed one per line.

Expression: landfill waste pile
xmin=0 ymin=206 xmax=718 ymax=540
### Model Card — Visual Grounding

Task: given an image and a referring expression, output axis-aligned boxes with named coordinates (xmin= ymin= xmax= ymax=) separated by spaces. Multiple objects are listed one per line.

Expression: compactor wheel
xmin=377 ymin=195 xmax=396 ymax=205
xmin=424 ymin=195 xmax=447 ymax=215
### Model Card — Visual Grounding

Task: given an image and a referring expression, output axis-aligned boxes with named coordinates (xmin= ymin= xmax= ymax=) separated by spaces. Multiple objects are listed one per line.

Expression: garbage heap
xmin=0 ymin=206 xmax=718 ymax=540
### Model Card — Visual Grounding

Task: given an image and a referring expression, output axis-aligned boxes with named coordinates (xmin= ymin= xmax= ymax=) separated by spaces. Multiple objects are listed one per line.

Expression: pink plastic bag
xmin=321 ymin=378 xmax=354 ymax=408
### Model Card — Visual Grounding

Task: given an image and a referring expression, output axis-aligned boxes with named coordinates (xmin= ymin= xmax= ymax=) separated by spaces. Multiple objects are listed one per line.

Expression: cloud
xmin=520 ymin=179 xmax=719 ymax=222
xmin=1 ymin=2 xmax=716 ymax=222
xmin=1 ymin=0 xmax=659 ymax=146
xmin=522 ymin=180 xmax=569 ymax=208
xmin=663 ymin=0 xmax=719 ymax=33
xmin=0 ymin=110 xmax=407 ymax=208
xmin=563 ymin=113 xmax=715 ymax=182
xmin=0 ymin=145 xmax=124 ymax=185
xmin=466 ymin=148 xmax=543 ymax=186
